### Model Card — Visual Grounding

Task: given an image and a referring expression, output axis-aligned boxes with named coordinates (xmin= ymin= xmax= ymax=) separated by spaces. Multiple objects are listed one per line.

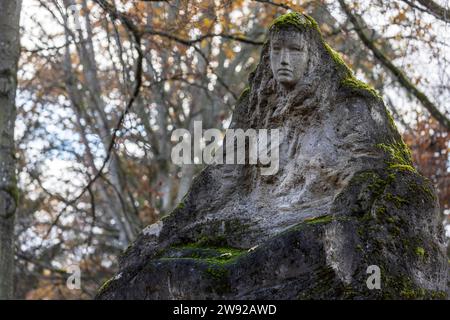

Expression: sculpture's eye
xmin=289 ymin=45 xmax=302 ymax=52
xmin=272 ymin=45 xmax=281 ymax=52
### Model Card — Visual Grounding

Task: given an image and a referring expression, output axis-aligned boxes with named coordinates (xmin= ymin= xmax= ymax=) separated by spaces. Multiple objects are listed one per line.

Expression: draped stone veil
xmin=225 ymin=22 xmax=390 ymax=233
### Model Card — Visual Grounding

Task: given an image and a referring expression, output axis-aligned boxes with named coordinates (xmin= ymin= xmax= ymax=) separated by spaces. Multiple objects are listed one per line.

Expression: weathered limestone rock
xmin=97 ymin=12 xmax=448 ymax=300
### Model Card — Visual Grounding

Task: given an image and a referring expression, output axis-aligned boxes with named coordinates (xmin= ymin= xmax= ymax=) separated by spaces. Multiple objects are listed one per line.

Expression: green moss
xmin=386 ymin=217 xmax=395 ymax=224
xmin=352 ymin=170 xmax=411 ymax=222
xmin=400 ymin=288 xmax=426 ymax=299
xmin=376 ymin=141 xmax=413 ymax=167
xmin=284 ymin=214 xmax=345 ymax=236
xmin=322 ymin=43 xmax=352 ymax=75
xmin=382 ymin=274 xmax=447 ymax=299
xmin=384 ymin=193 xmax=408 ymax=208
xmin=377 ymin=247 xmax=446 ymax=299
xmin=420 ymin=184 xmax=437 ymax=202
xmin=205 ymin=266 xmax=229 ymax=280
xmin=323 ymin=43 xmax=381 ymax=100
xmin=176 ymin=202 xmax=185 ymax=210
xmin=269 ymin=12 xmax=318 ymax=32
xmin=205 ymin=265 xmax=232 ymax=294
xmin=341 ymin=76 xmax=382 ymax=100
xmin=375 ymin=206 xmax=386 ymax=219
xmin=98 ymin=277 xmax=114 ymax=295
xmin=335 ymin=169 xmax=444 ymax=299
xmin=353 ymin=171 xmax=378 ymax=183
xmin=323 ymin=34 xmax=381 ymax=101
xmin=350 ymin=171 xmax=416 ymax=247
xmin=408 ymin=182 xmax=437 ymax=202
xmin=158 ymin=242 xmax=245 ymax=294
xmin=430 ymin=291 xmax=447 ymax=299
xmin=238 ymin=86 xmax=250 ymax=102
xmin=167 ymin=242 xmax=248 ymax=268
xmin=394 ymin=276 xmax=442 ymax=299
xmin=351 ymin=172 xmax=391 ymax=212
xmin=385 ymin=107 xmax=398 ymax=131
xmin=366 ymin=172 xmax=390 ymax=197
xmin=388 ymin=164 xmax=416 ymax=173
xmin=304 ymin=215 xmax=333 ymax=225
xmin=415 ymin=246 xmax=425 ymax=258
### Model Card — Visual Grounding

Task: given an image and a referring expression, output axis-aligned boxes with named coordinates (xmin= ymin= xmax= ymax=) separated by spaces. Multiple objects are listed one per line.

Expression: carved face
xmin=270 ymin=29 xmax=308 ymax=88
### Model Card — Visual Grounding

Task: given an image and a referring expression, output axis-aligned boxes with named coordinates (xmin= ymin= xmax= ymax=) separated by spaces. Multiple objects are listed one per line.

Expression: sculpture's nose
xmin=280 ymin=48 xmax=289 ymax=65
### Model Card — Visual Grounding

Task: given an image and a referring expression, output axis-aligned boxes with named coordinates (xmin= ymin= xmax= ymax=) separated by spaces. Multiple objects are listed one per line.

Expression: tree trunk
xmin=0 ymin=0 xmax=21 ymax=300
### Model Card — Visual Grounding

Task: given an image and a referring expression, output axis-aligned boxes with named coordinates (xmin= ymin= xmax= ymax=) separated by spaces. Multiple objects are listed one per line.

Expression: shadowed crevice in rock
xmin=96 ymin=12 xmax=448 ymax=300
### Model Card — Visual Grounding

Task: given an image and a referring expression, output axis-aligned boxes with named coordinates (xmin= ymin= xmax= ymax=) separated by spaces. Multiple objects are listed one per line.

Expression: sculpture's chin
xmin=278 ymin=79 xmax=297 ymax=89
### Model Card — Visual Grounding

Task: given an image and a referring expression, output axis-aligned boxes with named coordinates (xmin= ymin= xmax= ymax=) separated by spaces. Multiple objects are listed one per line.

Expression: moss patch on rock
xmin=238 ymin=86 xmax=250 ymax=101
xmin=304 ymin=215 xmax=333 ymax=225
xmin=156 ymin=243 xmax=249 ymax=295
xmin=169 ymin=243 xmax=248 ymax=265
xmin=415 ymin=246 xmax=425 ymax=258
xmin=97 ymin=276 xmax=115 ymax=296
xmin=341 ymin=76 xmax=382 ymax=100
xmin=375 ymin=141 xmax=414 ymax=167
xmin=269 ymin=12 xmax=319 ymax=32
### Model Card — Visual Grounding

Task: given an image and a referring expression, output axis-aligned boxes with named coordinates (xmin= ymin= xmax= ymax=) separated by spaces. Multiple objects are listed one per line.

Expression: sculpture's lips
xmin=277 ymin=68 xmax=292 ymax=74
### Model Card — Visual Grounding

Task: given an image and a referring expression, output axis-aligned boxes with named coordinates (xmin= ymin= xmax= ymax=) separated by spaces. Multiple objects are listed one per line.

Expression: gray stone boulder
xmin=97 ymin=12 xmax=448 ymax=300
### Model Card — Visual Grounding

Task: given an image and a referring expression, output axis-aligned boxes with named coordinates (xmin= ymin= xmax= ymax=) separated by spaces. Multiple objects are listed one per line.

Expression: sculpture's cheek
xmin=291 ymin=52 xmax=309 ymax=78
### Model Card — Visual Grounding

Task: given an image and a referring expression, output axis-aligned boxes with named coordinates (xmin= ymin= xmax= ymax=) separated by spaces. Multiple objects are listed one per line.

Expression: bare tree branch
xmin=403 ymin=0 xmax=450 ymax=22
xmin=339 ymin=0 xmax=450 ymax=131
xmin=252 ymin=0 xmax=292 ymax=11
xmin=142 ymin=28 xmax=264 ymax=46
xmin=39 ymin=0 xmax=145 ymax=242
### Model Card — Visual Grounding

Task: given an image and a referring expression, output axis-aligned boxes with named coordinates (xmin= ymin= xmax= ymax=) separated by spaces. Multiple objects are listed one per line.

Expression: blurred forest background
xmin=2 ymin=0 xmax=449 ymax=299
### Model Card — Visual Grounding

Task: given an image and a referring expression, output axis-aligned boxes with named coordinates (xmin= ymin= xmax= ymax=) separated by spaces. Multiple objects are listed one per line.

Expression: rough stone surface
xmin=97 ymin=12 xmax=448 ymax=300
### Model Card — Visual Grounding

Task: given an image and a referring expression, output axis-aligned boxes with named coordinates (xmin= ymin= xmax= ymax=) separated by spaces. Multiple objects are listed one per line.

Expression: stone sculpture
xmin=97 ymin=12 xmax=448 ymax=300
